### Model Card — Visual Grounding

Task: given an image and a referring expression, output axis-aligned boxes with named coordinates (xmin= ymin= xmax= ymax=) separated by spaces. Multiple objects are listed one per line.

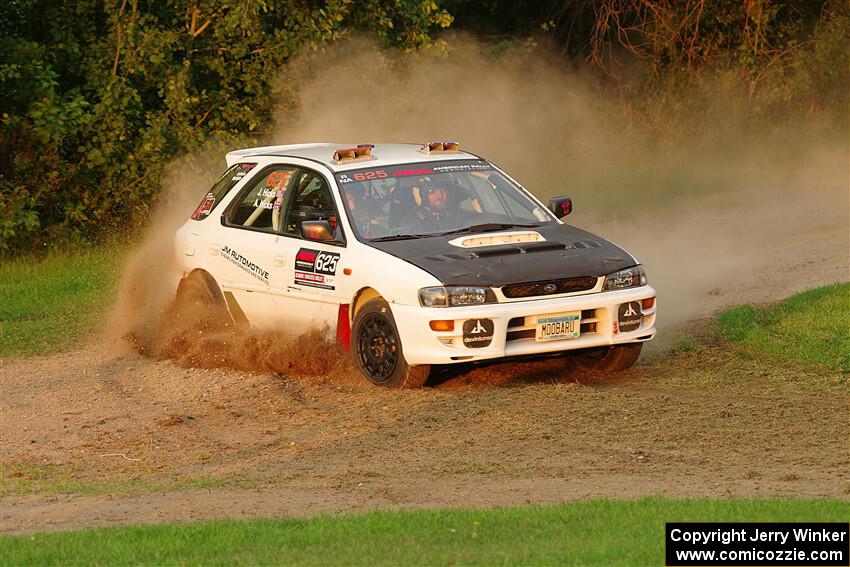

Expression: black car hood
xmin=367 ymin=224 xmax=637 ymax=287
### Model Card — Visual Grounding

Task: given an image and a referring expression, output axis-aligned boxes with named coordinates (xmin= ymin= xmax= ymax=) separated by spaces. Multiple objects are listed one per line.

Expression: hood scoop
xmin=473 ymin=246 xmax=523 ymax=258
xmin=449 ymin=230 xmax=544 ymax=249
xmin=425 ymin=240 xmax=566 ymax=261
xmin=471 ymin=241 xmax=566 ymax=258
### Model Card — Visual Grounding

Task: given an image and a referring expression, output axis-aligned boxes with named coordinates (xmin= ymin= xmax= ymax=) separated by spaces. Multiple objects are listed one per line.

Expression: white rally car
xmin=175 ymin=142 xmax=656 ymax=387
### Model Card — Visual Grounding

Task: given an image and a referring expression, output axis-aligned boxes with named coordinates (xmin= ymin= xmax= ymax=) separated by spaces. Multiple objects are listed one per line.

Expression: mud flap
xmin=336 ymin=304 xmax=351 ymax=351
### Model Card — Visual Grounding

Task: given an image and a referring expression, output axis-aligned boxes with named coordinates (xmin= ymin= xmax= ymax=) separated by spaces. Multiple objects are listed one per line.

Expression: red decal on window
xmin=266 ymin=170 xmax=292 ymax=189
xmin=392 ymin=169 xmax=433 ymax=177
xmin=352 ymin=170 xmax=388 ymax=181
xmin=191 ymin=193 xmax=216 ymax=219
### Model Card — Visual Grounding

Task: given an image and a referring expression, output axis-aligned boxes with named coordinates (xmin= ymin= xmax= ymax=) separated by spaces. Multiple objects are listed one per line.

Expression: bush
xmin=0 ymin=0 xmax=452 ymax=254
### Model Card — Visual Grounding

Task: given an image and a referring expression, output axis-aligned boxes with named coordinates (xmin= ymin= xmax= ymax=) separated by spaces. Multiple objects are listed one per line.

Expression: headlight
xmin=419 ymin=286 xmax=497 ymax=307
xmin=603 ymin=265 xmax=647 ymax=291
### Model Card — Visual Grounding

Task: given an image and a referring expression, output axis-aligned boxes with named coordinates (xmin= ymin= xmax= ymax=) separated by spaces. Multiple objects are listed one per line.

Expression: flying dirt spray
xmin=111 ymin=37 xmax=849 ymax=373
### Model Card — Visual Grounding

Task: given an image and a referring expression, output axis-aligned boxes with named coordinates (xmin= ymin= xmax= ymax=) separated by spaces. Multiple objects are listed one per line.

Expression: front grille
xmin=506 ymin=329 xmax=535 ymax=341
xmin=502 ymin=276 xmax=598 ymax=299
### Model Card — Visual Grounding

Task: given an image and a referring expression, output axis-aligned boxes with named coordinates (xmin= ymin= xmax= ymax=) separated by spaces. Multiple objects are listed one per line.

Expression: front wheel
xmin=351 ymin=298 xmax=429 ymax=388
xmin=572 ymin=343 xmax=643 ymax=373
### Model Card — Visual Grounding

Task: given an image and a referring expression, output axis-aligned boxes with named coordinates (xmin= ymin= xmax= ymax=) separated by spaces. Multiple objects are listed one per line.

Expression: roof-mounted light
xmin=333 ymin=144 xmax=374 ymax=164
xmin=420 ymin=141 xmax=459 ymax=154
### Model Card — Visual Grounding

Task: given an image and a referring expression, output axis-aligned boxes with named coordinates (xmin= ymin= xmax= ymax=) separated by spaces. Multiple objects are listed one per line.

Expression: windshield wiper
xmin=369 ymin=233 xmax=432 ymax=242
xmin=437 ymin=223 xmax=542 ymax=237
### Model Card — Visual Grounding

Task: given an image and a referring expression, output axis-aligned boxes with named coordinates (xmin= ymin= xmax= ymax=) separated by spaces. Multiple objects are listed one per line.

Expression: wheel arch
xmin=178 ymin=268 xmax=248 ymax=326
xmin=179 ymin=268 xmax=224 ymax=300
xmin=350 ymin=286 xmax=383 ymax=321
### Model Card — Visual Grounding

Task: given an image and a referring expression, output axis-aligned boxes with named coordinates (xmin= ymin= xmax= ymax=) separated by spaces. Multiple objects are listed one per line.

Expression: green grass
xmin=0 ymin=246 xmax=125 ymax=357
xmin=1 ymin=498 xmax=846 ymax=566
xmin=717 ymin=282 xmax=850 ymax=373
xmin=0 ymin=462 xmax=229 ymax=498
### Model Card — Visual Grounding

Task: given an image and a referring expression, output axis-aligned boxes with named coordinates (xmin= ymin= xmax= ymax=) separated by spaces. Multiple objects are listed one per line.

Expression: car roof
xmin=225 ymin=143 xmax=481 ymax=172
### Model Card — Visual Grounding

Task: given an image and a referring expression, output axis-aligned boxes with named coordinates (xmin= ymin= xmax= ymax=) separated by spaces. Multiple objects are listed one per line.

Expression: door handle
xmin=273 ymin=255 xmax=286 ymax=267
xmin=209 ymin=243 xmax=221 ymax=256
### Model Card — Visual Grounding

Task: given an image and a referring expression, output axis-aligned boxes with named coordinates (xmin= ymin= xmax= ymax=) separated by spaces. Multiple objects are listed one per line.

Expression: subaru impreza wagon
xmin=174 ymin=142 xmax=656 ymax=387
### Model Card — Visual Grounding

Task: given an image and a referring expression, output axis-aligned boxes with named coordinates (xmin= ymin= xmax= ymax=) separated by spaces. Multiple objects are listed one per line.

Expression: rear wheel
xmin=351 ymin=298 xmax=429 ymax=388
xmin=572 ymin=343 xmax=642 ymax=373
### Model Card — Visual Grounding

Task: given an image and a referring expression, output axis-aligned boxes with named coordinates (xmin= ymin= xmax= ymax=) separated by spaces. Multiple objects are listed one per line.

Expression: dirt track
xmin=1 ymin=204 xmax=849 ymax=535
xmin=2 ymin=335 xmax=849 ymax=534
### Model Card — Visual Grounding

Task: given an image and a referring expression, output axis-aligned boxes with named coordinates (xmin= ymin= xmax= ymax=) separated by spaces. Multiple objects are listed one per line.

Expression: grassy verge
xmin=717 ymin=282 xmax=850 ymax=374
xmin=1 ymin=498 xmax=846 ymax=566
xmin=0 ymin=246 xmax=125 ymax=357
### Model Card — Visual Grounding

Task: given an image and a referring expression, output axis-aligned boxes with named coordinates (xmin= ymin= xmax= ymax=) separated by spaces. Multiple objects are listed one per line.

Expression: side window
xmin=225 ymin=167 xmax=296 ymax=232
xmin=191 ymin=162 xmax=257 ymax=220
xmin=283 ymin=170 xmax=340 ymax=236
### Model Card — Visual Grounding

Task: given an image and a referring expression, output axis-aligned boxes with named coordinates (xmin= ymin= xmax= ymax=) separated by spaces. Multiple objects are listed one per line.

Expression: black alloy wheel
xmin=356 ymin=311 xmax=400 ymax=383
xmin=351 ymin=298 xmax=430 ymax=389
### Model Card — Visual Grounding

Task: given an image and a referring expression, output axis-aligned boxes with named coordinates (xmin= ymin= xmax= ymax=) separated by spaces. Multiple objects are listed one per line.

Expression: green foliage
xmin=446 ymin=0 xmax=849 ymax=130
xmin=1 ymin=498 xmax=847 ymax=566
xmin=1 ymin=0 xmax=847 ymax=253
xmin=718 ymin=283 xmax=850 ymax=374
xmin=0 ymin=0 xmax=450 ymax=253
xmin=0 ymin=245 xmax=125 ymax=356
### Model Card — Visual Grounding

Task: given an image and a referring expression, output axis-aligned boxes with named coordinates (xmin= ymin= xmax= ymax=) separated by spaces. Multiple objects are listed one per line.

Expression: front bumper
xmin=391 ymin=286 xmax=657 ymax=365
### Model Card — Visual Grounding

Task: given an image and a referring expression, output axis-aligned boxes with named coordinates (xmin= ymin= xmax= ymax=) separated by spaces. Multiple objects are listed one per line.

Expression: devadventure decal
xmin=221 ymin=244 xmax=269 ymax=284
xmin=294 ymin=248 xmax=340 ymax=290
xmin=617 ymin=301 xmax=642 ymax=333
xmin=462 ymin=318 xmax=494 ymax=348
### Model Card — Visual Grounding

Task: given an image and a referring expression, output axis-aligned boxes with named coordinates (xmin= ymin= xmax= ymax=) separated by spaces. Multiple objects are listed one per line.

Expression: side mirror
xmin=300 ymin=220 xmax=337 ymax=242
xmin=548 ymin=196 xmax=572 ymax=218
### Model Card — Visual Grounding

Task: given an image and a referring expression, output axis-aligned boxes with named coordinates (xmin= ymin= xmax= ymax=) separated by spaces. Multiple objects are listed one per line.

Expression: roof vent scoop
xmin=420 ymin=141 xmax=459 ymax=154
xmin=333 ymin=144 xmax=374 ymax=164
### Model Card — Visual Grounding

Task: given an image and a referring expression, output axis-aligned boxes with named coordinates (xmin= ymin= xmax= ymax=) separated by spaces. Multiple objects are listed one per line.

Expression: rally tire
xmin=351 ymin=298 xmax=429 ymax=388
xmin=572 ymin=343 xmax=642 ymax=373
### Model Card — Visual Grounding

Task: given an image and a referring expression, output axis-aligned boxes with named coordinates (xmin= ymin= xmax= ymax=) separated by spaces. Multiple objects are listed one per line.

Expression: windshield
xmin=335 ymin=160 xmax=555 ymax=241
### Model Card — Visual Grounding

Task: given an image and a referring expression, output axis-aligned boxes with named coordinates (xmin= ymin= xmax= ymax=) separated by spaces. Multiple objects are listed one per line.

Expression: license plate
xmin=535 ymin=312 xmax=581 ymax=341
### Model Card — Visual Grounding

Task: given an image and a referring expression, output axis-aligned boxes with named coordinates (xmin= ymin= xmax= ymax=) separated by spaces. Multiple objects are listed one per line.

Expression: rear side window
xmin=225 ymin=166 xmax=297 ymax=232
xmin=191 ymin=162 xmax=257 ymax=220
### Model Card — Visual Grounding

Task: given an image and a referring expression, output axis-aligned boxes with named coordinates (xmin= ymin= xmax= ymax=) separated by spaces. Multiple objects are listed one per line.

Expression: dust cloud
xmin=106 ymin=153 xmax=220 ymax=353
xmin=110 ymin=35 xmax=848 ymax=371
xmin=276 ymin=36 xmax=849 ymax=342
xmin=106 ymin=154 xmax=352 ymax=377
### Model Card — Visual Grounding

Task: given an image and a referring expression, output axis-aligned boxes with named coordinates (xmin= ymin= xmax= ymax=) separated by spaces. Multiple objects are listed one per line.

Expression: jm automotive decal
xmin=295 ymin=248 xmax=340 ymax=290
xmin=221 ymin=244 xmax=269 ymax=284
